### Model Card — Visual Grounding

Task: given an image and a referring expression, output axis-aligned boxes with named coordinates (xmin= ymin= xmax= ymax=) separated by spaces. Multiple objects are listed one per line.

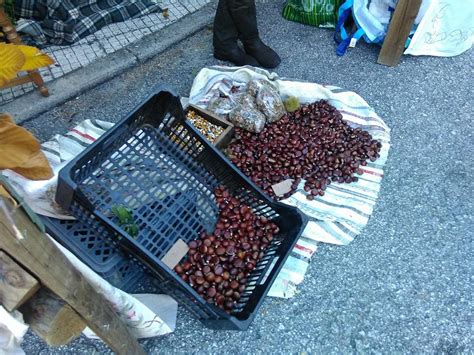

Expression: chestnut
xmin=175 ymin=187 xmax=279 ymax=313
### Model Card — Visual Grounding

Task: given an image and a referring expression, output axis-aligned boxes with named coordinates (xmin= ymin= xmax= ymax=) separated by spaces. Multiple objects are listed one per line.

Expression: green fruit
xmin=284 ymin=96 xmax=300 ymax=113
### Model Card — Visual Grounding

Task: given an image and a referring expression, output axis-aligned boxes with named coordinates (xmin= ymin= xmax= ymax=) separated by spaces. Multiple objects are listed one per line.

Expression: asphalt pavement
xmin=18 ymin=0 xmax=473 ymax=353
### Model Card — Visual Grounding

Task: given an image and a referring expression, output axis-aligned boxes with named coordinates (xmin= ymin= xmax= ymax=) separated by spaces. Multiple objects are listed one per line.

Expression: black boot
xmin=213 ymin=0 xmax=259 ymax=66
xmin=229 ymin=0 xmax=281 ymax=69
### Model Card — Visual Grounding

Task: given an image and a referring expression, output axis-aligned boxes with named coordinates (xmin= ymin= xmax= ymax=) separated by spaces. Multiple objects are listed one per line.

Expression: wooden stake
xmin=0 ymin=197 xmax=145 ymax=355
xmin=20 ymin=288 xmax=86 ymax=347
xmin=377 ymin=0 xmax=423 ymax=67
xmin=0 ymin=251 xmax=40 ymax=311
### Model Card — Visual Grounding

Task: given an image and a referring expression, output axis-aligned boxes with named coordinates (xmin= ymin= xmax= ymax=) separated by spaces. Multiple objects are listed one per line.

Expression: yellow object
xmin=186 ymin=110 xmax=224 ymax=143
xmin=0 ymin=114 xmax=53 ymax=180
xmin=0 ymin=43 xmax=25 ymax=86
xmin=284 ymin=96 xmax=300 ymax=113
xmin=0 ymin=185 xmax=17 ymax=206
xmin=17 ymin=45 xmax=55 ymax=71
xmin=0 ymin=43 xmax=54 ymax=86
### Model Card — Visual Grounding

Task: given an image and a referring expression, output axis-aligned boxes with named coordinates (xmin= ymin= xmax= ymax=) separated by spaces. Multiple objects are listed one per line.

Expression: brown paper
xmin=271 ymin=179 xmax=294 ymax=197
xmin=161 ymin=239 xmax=189 ymax=269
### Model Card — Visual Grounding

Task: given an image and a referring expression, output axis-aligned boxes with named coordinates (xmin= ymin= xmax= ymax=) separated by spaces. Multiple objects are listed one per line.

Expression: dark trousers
xmin=213 ymin=0 xmax=259 ymax=50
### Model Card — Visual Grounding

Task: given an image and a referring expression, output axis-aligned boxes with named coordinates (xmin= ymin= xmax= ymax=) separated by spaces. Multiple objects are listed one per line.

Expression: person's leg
xmin=213 ymin=0 xmax=259 ymax=66
xmin=228 ymin=0 xmax=281 ymax=69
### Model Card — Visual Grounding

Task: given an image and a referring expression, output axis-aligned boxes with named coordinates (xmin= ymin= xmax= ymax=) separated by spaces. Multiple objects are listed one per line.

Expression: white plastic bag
xmin=0 ymin=307 xmax=28 ymax=355
xmin=353 ymin=0 xmax=387 ymax=42
xmin=368 ymin=0 xmax=429 ymax=26
xmin=340 ymin=0 xmax=472 ymax=57
xmin=405 ymin=0 xmax=474 ymax=57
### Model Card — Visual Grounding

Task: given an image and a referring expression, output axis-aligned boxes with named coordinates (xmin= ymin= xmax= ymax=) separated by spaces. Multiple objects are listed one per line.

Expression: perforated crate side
xmin=42 ymin=214 xmax=145 ymax=293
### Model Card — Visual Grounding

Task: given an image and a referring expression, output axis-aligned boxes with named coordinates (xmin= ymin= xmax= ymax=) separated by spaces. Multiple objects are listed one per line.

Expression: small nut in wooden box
xmin=185 ymin=105 xmax=234 ymax=149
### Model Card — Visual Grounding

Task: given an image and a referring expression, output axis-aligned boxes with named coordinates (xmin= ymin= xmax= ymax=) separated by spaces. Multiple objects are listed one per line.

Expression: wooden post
xmin=0 ymin=251 xmax=40 ymax=311
xmin=0 ymin=197 xmax=145 ymax=355
xmin=20 ymin=289 xmax=87 ymax=347
xmin=377 ymin=0 xmax=423 ymax=67
xmin=0 ymin=251 xmax=85 ymax=346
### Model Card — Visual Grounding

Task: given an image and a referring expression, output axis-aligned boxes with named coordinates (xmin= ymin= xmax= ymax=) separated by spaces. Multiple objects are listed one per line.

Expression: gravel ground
xmin=18 ymin=0 xmax=473 ymax=353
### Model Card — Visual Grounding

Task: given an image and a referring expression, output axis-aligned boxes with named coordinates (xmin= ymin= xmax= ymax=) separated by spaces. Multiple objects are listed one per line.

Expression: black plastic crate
xmin=42 ymin=213 xmax=145 ymax=293
xmin=55 ymin=88 xmax=307 ymax=330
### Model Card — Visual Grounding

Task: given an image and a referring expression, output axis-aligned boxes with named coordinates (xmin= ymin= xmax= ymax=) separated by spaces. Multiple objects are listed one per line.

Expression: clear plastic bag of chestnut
xmin=226 ymin=100 xmax=382 ymax=200
xmin=174 ymin=186 xmax=279 ymax=312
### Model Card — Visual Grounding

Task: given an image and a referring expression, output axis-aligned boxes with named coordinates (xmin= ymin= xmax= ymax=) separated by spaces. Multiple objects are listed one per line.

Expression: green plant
xmin=111 ymin=205 xmax=139 ymax=238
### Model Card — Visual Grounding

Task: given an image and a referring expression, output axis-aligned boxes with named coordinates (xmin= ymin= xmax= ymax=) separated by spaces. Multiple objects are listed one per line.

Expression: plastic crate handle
xmin=99 ymin=89 xmax=185 ymax=148
xmin=141 ymin=89 xmax=187 ymax=129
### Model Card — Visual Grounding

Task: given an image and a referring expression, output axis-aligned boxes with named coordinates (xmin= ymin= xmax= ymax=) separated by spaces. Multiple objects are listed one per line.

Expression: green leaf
xmin=124 ymin=224 xmax=139 ymax=238
xmin=111 ymin=205 xmax=133 ymax=224
xmin=112 ymin=205 xmax=139 ymax=237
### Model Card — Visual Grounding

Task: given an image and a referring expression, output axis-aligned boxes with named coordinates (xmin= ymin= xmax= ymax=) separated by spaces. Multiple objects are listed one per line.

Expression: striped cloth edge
xmin=269 ymin=85 xmax=390 ymax=298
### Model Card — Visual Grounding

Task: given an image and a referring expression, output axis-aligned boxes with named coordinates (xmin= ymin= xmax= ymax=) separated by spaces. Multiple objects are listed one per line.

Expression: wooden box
xmin=186 ymin=104 xmax=234 ymax=150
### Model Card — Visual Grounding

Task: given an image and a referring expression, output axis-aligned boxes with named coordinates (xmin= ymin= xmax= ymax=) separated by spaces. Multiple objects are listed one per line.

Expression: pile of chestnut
xmin=227 ymin=100 xmax=382 ymax=200
xmin=174 ymin=186 xmax=279 ymax=312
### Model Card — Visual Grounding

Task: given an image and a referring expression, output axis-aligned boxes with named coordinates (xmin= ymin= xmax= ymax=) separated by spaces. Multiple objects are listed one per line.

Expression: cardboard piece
xmin=271 ymin=179 xmax=294 ymax=197
xmin=161 ymin=239 xmax=189 ymax=269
